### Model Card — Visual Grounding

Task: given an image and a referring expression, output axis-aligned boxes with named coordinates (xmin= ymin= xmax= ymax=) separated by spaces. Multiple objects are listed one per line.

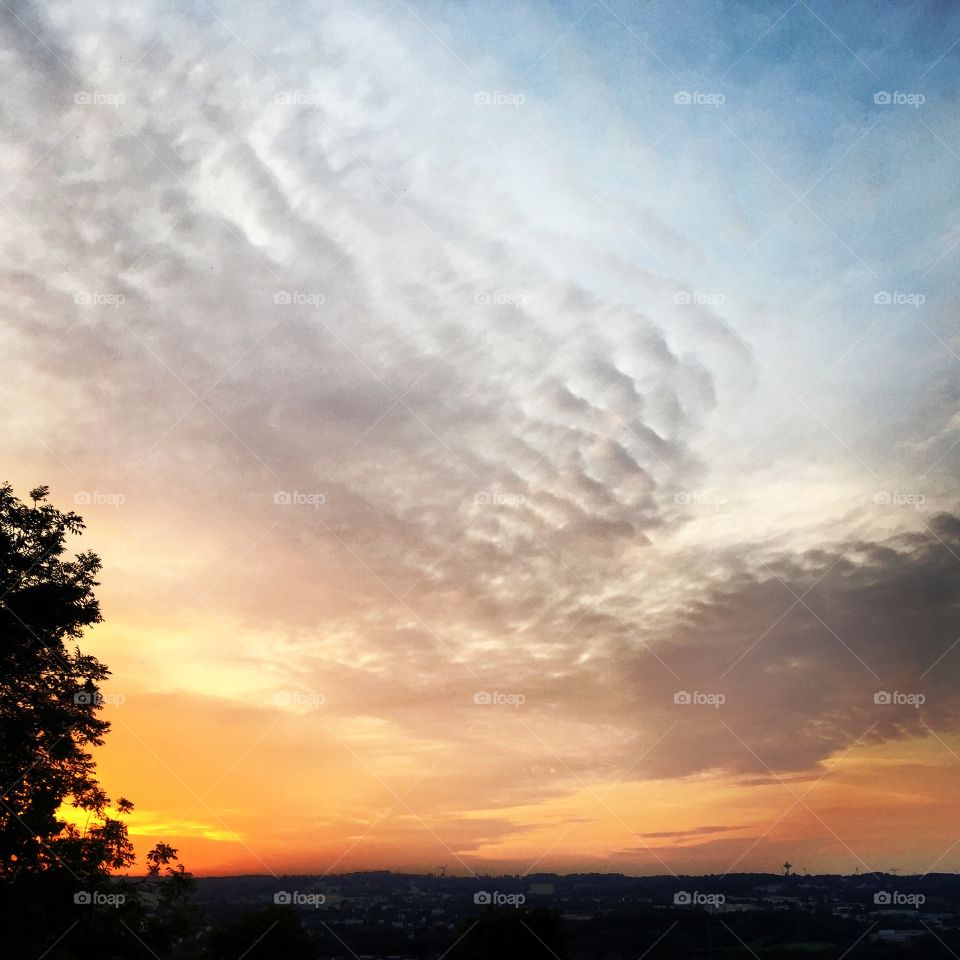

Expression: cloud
xmin=5 ymin=0 xmax=960 ymax=872
xmin=635 ymin=825 xmax=747 ymax=840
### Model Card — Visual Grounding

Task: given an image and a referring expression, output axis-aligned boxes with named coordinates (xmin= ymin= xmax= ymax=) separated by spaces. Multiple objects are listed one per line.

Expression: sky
xmin=4 ymin=0 xmax=960 ymax=877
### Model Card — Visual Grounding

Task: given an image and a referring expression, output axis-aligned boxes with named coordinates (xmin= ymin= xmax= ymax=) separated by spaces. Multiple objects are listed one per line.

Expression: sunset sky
xmin=4 ymin=0 xmax=960 ymax=878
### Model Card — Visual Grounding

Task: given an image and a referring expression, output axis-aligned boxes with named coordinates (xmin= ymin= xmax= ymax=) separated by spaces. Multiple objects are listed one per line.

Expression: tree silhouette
xmin=0 ymin=482 xmax=194 ymax=958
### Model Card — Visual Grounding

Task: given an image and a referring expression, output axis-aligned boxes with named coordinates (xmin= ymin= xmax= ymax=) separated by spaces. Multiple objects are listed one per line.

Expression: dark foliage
xmin=0 ymin=483 xmax=194 ymax=959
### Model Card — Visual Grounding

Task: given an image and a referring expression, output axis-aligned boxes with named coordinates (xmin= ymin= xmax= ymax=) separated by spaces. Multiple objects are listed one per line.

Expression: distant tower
xmin=783 ymin=861 xmax=792 ymax=877
xmin=438 ymin=865 xmax=448 ymax=878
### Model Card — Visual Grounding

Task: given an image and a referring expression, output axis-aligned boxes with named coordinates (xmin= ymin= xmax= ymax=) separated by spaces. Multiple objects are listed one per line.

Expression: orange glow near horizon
xmin=79 ymin=598 xmax=960 ymax=878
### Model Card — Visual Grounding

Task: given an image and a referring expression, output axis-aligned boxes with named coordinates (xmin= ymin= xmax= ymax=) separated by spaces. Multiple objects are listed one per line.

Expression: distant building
xmin=873 ymin=929 xmax=927 ymax=943
xmin=528 ymin=883 xmax=555 ymax=896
